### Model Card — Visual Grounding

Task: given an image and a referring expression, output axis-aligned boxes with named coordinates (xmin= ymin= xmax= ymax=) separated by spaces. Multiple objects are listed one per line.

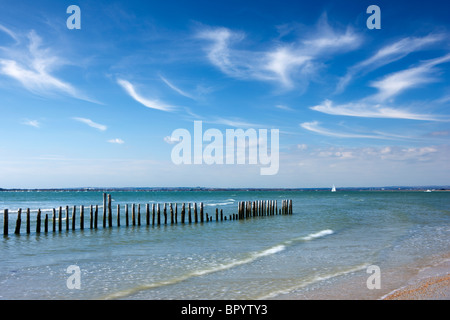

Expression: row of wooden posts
xmin=2 ymin=194 xmax=293 ymax=235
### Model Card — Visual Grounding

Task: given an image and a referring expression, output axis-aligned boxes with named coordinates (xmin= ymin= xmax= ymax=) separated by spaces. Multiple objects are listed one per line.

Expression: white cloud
xmin=197 ymin=27 xmax=247 ymax=78
xmin=301 ymin=16 xmax=361 ymax=53
xmin=160 ymin=75 xmax=195 ymax=100
xmin=73 ymin=117 xmax=107 ymax=131
xmin=311 ymin=99 xmax=445 ymax=121
xmin=377 ymin=146 xmax=438 ymax=161
xmin=117 ymin=78 xmax=176 ymax=112
xmin=300 ymin=121 xmax=412 ymax=140
xmin=312 ymin=54 xmax=450 ymax=123
xmin=197 ymin=17 xmax=362 ymax=90
xmin=370 ymin=54 xmax=450 ymax=102
xmin=164 ymin=135 xmax=181 ymax=144
xmin=0 ymin=29 xmax=96 ymax=103
xmin=108 ymin=138 xmax=125 ymax=144
xmin=22 ymin=119 xmax=40 ymax=128
xmin=336 ymin=33 xmax=446 ymax=93
xmin=275 ymin=104 xmax=294 ymax=111
xmin=309 ymin=145 xmax=440 ymax=162
xmin=210 ymin=116 xmax=263 ymax=128
xmin=0 ymin=24 xmax=19 ymax=43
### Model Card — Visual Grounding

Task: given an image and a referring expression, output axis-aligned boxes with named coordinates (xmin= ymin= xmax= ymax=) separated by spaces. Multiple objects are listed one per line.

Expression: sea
xmin=0 ymin=189 xmax=449 ymax=300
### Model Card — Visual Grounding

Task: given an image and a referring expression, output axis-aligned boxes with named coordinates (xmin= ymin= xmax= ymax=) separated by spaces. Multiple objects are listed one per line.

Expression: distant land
xmin=0 ymin=186 xmax=449 ymax=192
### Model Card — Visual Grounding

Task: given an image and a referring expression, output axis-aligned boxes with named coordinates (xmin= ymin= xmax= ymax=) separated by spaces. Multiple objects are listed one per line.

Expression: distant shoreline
xmin=1 ymin=186 xmax=449 ymax=192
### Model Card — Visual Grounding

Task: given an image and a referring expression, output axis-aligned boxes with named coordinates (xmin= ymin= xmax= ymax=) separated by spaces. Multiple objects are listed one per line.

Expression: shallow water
xmin=0 ymin=190 xmax=449 ymax=299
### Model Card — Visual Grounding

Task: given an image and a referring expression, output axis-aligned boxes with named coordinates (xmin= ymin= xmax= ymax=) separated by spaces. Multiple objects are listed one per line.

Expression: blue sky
xmin=0 ymin=0 xmax=449 ymax=188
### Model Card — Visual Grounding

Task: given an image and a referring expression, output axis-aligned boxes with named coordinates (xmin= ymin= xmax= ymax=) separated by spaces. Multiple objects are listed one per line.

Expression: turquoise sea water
xmin=0 ymin=190 xmax=449 ymax=299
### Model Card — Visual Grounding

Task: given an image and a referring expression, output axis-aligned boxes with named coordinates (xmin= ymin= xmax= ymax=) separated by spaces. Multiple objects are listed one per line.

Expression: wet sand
xmin=382 ymin=274 xmax=450 ymax=300
xmin=382 ymin=256 xmax=450 ymax=300
xmin=273 ymin=252 xmax=450 ymax=300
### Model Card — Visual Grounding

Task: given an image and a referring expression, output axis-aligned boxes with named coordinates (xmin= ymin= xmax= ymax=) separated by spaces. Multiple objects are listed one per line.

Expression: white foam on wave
xmin=256 ymin=263 xmax=370 ymax=299
xmin=205 ymin=201 xmax=234 ymax=207
xmin=101 ymin=229 xmax=333 ymax=299
xmin=101 ymin=243 xmax=286 ymax=299
xmin=301 ymin=229 xmax=334 ymax=241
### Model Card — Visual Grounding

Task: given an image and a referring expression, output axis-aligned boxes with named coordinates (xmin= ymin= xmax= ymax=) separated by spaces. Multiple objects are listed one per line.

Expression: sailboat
xmin=331 ymin=184 xmax=336 ymax=192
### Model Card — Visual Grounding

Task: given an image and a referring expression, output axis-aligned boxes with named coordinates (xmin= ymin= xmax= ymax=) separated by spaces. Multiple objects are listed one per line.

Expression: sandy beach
xmin=272 ymin=251 xmax=450 ymax=300
xmin=382 ymin=274 xmax=450 ymax=300
xmin=382 ymin=254 xmax=450 ymax=300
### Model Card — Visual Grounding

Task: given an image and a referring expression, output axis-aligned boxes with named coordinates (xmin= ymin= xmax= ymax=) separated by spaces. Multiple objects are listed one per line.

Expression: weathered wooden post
xmin=175 ymin=203 xmax=178 ymax=224
xmin=80 ymin=205 xmax=84 ymax=230
xmin=152 ymin=203 xmax=155 ymax=226
xmin=103 ymin=193 xmax=107 ymax=228
xmin=146 ymin=204 xmax=149 ymax=226
xmin=216 ymin=208 xmax=219 ymax=222
xmin=24 ymin=208 xmax=30 ymax=234
xmin=3 ymin=209 xmax=8 ymax=235
xmin=44 ymin=214 xmax=49 ymax=233
xmin=14 ymin=209 xmax=21 ymax=235
xmin=94 ymin=205 xmax=98 ymax=229
xmin=220 ymin=209 xmax=223 ymax=221
xmin=72 ymin=206 xmax=76 ymax=230
xmin=164 ymin=203 xmax=167 ymax=225
xmin=117 ymin=204 xmax=121 ymax=227
xmin=181 ymin=203 xmax=185 ymax=224
xmin=132 ymin=204 xmax=136 ymax=226
xmin=138 ymin=204 xmax=141 ymax=226
xmin=194 ymin=203 xmax=198 ymax=223
xmin=58 ymin=207 xmax=62 ymax=232
xmin=188 ymin=203 xmax=192 ymax=224
xmin=170 ymin=203 xmax=174 ymax=224
xmin=36 ymin=209 xmax=41 ymax=233
xmin=125 ymin=204 xmax=129 ymax=227
xmin=52 ymin=208 xmax=56 ymax=232
xmin=108 ymin=194 xmax=112 ymax=228
xmin=245 ymin=202 xmax=248 ymax=219
xmin=157 ymin=203 xmax=161 ymax=225
xmin=200 ymin=202 xmax=204 ymax=223
xmin=66 ymin=206 xmax=69 ymax=231
xmin=90 ymin=205 xmax=93 ymax=229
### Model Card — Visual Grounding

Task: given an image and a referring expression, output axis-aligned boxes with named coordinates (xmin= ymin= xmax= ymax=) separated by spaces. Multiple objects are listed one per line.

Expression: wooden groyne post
xmin=2 ymin=195 xmax=293 ymax=236
xmin=3 ymin=209 xmax=8 ymax=235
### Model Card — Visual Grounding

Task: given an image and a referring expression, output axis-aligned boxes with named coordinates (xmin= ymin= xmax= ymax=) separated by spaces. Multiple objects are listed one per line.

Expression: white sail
xmin=331 ymin=185 xmax=336 ymax=192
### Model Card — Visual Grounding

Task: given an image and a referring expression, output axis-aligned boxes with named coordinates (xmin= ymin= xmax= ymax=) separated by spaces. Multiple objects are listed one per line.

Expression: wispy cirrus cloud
xmin=0 ymin=28 xmax=97 ymax=103
xmin=163 ymin=135 xmax=181 ymax=144
xmin=310 ymin=99 xmax=446 ymax=121
xmin=73 ymin=117 xmax=107 ymax=131
xmin=275 ymin=104 xmax=294 ymax=111
xmin=117 ymin=78 xmax=176 ymax=112
xmin=21 ymin=119 xmax=40 ymax=128
xmin=312 ymin=54 xmax=450 ymax=122
xmin=336 ymin=33 xmax=446 ymax=93
xmin=300 ymin=121 xmax=413 ymax=141
xmin=160 ymin=75 xmax=195 ymax=100
xmin=210 ymin=116 xmax=263 ymax=128
xmin=0 ymin=24 xmax=19 ymax=44
xmin=310 ymin=145 xmax=439 ymax=162
xmin=197 ymin=16 xmax=362 ymax=90
xmin=369 ymin=53 xmax=450 ymax=102
xmin=108 ymin=138 xmax=125 ymax=144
